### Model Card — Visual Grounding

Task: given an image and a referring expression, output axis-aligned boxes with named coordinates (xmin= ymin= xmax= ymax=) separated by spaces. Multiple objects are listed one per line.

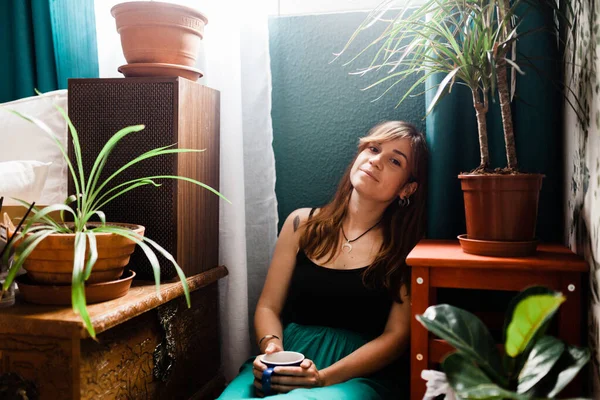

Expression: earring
xmin=398 ymin=197 xmax=410 ymax=207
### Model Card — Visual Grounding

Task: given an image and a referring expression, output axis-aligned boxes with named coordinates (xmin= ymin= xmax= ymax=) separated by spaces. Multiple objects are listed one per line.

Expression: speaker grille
xmin=69 ymin=80 xmax=178 ymax=280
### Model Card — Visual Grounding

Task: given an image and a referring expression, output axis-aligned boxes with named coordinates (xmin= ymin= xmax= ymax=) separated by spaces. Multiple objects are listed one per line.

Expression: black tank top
xmin=281 ymin=210 xmax=393 ymax=339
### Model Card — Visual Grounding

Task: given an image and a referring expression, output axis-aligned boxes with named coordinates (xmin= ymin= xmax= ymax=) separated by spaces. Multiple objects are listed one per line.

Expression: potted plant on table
xmin=0 ymin=103 xmax=229 ymax=338
xmin=418 ymin=286 xmax=590 ymax=398
xmin=335 ymin=0 xmax=549 ymax=256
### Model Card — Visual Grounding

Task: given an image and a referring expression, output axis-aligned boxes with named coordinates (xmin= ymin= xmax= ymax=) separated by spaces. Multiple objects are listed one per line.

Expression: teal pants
xmin=217 ymin=323 xmax=405 ymax=399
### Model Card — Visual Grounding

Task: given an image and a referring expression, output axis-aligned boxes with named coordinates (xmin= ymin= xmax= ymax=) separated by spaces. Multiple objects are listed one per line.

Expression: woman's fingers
xmin=253 ymin=356 xmax=266 ymax=371
xmin=300 ymin=359 xmax=313 ymax=369
xmin=273 ymin=366 xmax=305 ymax=376
xmin=252 ymin=367 xmax=263 ymax=381
xmin=264 ymin=342 xmax=281 ymax=354
xmin=271 ymin=375 xmax=317 ymax=386
xmin=253 ymin=378 xmax=263 ymax=391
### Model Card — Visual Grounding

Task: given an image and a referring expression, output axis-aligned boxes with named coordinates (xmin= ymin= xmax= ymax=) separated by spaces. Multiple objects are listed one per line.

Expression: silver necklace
xmin=341 ymin=219 xmax=382 ymax=253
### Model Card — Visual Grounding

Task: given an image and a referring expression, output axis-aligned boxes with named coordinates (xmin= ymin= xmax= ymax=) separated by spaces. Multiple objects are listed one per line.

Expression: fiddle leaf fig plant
xmin=417 ymin=286 xmax=590 ymax=398
xmin=1 ymin=104 xmax=229 ymax=338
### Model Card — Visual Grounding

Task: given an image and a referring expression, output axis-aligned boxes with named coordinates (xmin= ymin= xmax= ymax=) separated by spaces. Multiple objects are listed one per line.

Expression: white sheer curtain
xmin=94 ymin=0 xmax=278 ymax=380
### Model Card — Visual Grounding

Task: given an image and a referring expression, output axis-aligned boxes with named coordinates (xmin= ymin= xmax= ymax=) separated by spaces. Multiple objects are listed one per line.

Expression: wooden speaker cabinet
xmin=68 ymin=77 xmax=220 ymax=280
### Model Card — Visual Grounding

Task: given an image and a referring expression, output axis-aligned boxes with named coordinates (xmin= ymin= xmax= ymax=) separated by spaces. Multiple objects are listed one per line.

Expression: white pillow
xmin=0 ymin=160 xmax=52 ymax=205
xmin=0 ymin=90 xmax=68 ymax=205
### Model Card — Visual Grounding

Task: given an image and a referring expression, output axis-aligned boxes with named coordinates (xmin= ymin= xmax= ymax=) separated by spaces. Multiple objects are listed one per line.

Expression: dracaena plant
xmin=0 ymin=104 xmax=229 ymax=338
xmin=336 ymin=0 xmax=586 ymax=173
xmin=335 ymin=0 xmax=512 ymax=171
xmin=417 ymin=286 xmax=590 ymax=398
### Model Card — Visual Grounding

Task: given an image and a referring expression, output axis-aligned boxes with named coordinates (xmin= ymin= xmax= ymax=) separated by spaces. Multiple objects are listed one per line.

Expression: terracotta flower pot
xmin=13 ymin=223 xmax=144 ymax=285
xmin=111 ymin=1 xmax=208 ymax=67
xmin=458 ymin=174 xmax=544 ymax=241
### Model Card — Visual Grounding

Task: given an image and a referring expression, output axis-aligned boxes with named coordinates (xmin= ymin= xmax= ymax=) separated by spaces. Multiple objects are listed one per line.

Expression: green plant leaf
xmin=333 ymin=0 xmax=499 ymax=114
xmin=443 ymin=351 xmax=494 ymax=387
xmin=1 ymin=229 xmax=56 ymax=294
xmin=23 ymin=203 xmax=76 ymax=233
xmin=427 ymin=66 xmax=462 ymax=113
xmin=83 ymin=232 xmax=98 ymax=281
xmin=72 ymin=232 xmax=95 ymax=338
xmin=54 ymin=105 xmax=86 ymax=209
xmin=95 ymin=175 xmax=230 ymax=212
xmin=96 ymin=225 xmax=190 ymax=307
xmin=91 ymin=179 xmax=162 ymax=212
xmin=89 ymin=147 xmax=203 ymax=208
xmin=503 ymin=286 xmax=558 ymax=376
xmin=90 ymin=211 xmax=106 ymax=226
xmin=85 ymin=124 xmax=146 ymax=203
xmin=443 ymin=352 xmax=527 ymax=399
xmin=93 ymin=225 xmax=163 ymax=300
xmin=13 ymin=198 xmax=66 ymax=232
xmin=505 ymin=293 xmax=565 ymax=358
xmin=528 ymin=344 xmax=590 ymax=398
xmin=61 ymin=194 xmax=80 ymax=224
xmin=517 ymin=335 xmax=565 ymax=393
xmin=417 ymin=304 xmax=506 ymax=386
xmin=142 ymin=236 xmax=191 ymax=308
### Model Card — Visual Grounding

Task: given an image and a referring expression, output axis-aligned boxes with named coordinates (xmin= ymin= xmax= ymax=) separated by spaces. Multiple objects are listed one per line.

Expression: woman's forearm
xmin=254 ymin=305 xmax=284 ymax=352
xmin=321 ymin=331 xmax=408 ymax=386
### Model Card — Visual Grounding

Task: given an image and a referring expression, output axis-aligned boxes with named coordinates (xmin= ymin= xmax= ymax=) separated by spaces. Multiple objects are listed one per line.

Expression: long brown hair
xmin=298 ymin=121 xmax=428 ymax=301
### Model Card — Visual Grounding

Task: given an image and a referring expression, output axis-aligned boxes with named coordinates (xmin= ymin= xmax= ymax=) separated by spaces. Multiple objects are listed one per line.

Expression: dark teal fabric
xmin=0 ymin=0 xmax=99 ymax=103
xmin=217 ymin=323 xmax=406 ymax=399
xmin=425 ymin=3 xmax=563 ymax=241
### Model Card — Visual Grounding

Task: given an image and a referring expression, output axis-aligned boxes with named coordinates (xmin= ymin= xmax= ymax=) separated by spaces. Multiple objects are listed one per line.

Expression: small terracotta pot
xmin=459 ymin=174 xmax=544 ymax=241
xmin=111 ymin=1 xmax=208 ymax=67
xmin=13 ymin=223 xmax=144 ymax=285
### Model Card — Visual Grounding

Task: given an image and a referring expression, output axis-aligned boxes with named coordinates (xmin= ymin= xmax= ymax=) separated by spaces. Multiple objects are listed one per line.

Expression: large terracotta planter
xmin=111 ymin=1 xmax=208 ymax=67
xmin=458 ymin=174 xmax=544 ymax=241
xmin=14 ymin=223 xmax=144 ymax=285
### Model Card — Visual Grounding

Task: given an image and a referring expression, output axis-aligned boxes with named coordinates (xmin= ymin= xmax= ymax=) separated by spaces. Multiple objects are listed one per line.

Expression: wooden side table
xmin=0 ymin=266 xmax=227 ymax=400
xmin=406 ymin=240 xmax=588 ymax=400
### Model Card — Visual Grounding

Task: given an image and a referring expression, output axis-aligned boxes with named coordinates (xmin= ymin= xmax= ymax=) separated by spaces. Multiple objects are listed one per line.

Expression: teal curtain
xmin=0 ymin=0 xmax=99 ymax=103
xmin=425 ymin=2 xmax=563 ymax=242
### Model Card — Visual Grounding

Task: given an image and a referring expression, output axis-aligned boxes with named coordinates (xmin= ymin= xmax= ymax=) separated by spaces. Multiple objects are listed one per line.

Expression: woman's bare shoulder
xmin=285 ymin=207 xmax=319 ymax=233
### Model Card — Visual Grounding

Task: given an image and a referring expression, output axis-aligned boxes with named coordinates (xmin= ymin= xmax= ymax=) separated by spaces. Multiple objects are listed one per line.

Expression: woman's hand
xmin=267 ymin=359 xmax=325 ymax=393
xmin=252 ymin=342 xmax=283 ymax=395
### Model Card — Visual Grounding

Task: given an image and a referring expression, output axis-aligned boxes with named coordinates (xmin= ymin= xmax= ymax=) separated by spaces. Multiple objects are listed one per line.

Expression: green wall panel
xmin=269 ymin=13 xmax=425 ymax=229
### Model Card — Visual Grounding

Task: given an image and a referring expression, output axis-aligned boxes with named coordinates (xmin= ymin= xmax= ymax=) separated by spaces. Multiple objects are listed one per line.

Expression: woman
xmin=218 ymin=121 xmax=428 ymax=399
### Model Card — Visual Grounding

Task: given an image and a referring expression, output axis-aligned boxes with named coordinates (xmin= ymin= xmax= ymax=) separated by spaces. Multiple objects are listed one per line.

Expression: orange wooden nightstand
xmin=406 ymin=240 xmax=588 ymax=400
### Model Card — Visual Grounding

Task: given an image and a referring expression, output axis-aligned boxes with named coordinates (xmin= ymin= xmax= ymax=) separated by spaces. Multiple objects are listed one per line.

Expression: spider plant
xmin=335 ymin=0 xmax=509 ymax=171
xmin=0 ymin=104 xmax=229 ymax=338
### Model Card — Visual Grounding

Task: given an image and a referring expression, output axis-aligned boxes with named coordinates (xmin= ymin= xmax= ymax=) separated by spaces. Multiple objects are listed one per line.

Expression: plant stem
xmin=496 ymin=52 xmax=518 ymax=170
xmin=496 ymin=0 xmax=518 ymax=171
xmin=471 ymin=88 xmax=490 ymax=170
